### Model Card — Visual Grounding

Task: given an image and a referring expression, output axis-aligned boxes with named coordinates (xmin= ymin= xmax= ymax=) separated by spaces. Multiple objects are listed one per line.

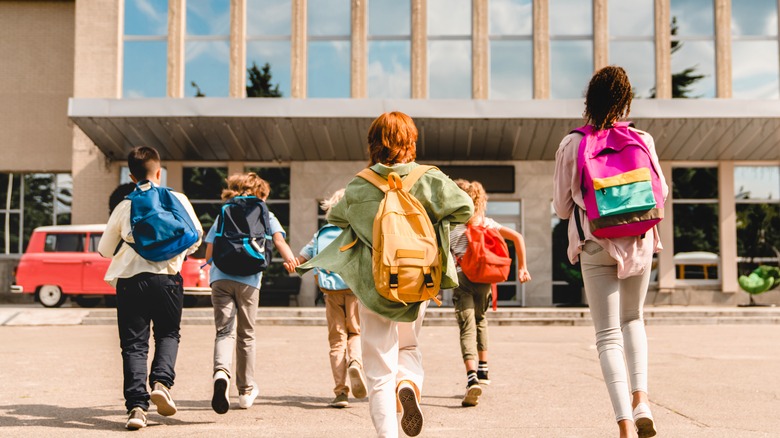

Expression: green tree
xmin=246 ymin=62 xmax=282 ymax=98
xmin=191 ymin=81 xmax=205 ymax=97
xmin=650 ymin=16 xmax=706 ymax=98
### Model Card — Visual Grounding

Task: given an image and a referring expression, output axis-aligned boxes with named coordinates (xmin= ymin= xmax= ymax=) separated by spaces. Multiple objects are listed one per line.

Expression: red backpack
xmin=458 ymin=224 xmax=512 ymax=310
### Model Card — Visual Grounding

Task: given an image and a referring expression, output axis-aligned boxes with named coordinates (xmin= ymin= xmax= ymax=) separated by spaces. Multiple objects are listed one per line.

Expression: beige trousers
xmin=324 ymin=292 xmax=362 ymax=395
xmin=211 ymin=279 xmax=259 ymax=394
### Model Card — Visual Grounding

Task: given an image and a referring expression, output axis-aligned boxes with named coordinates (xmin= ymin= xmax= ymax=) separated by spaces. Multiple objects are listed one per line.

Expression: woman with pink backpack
xmin=553 ymin=66 xmax=668 ymax=438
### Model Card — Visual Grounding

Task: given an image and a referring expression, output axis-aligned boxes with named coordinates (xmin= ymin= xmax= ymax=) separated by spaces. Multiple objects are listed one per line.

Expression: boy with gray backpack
xmin=289 ymin=189 xmax=367 ymax=408
xmin=98 ymin=146 xmax=203 ymax=430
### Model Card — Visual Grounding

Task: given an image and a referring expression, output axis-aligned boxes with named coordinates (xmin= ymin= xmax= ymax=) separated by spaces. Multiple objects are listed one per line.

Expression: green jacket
xmin=298 ymin=162 xmax=474 ymax=322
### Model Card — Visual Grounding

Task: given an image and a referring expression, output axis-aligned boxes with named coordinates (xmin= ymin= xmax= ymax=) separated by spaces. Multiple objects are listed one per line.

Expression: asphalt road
xmin=0 ymin=323 xmax=777 ymax=437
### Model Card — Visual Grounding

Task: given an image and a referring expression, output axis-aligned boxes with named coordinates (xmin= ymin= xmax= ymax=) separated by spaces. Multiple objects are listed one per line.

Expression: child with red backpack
xmin=553 ymin=66 xmax=667 ymax=438
xmin=450 ymin=179 xmax=531 ymax=407
xmin=289 ymin=188 xmax=368 ymax=409
xmin=204 ymin=172 xmax=298 ymax=414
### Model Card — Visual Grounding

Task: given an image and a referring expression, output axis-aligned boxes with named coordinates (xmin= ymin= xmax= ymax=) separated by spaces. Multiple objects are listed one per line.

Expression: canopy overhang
xmin=68 ymin=98 xmax=780 ymax=162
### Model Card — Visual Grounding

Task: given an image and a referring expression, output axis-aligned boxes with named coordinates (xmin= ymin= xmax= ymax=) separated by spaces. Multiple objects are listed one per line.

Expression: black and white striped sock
xmin=477 ymin=361 xmax=489 ymax=381
xmin=467 ymin=370 xmax=479 ymax=387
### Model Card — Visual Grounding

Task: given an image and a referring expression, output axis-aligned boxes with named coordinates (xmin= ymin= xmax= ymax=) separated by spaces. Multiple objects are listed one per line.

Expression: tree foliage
xmin=650 ymin=16 xmax=706 ymax=98
xmin=246 ymin=62 xmax=282 ymax=98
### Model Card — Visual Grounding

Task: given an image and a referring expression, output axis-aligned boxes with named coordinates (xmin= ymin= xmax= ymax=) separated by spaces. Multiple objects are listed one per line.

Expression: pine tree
xmin=246 ymin=62 xmax=282 ymax=98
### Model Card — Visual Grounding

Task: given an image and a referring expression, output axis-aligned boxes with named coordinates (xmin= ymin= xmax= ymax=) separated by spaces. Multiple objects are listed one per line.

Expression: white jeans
xmin=359 ymin=301 xmax=428 ymax=438
xmin=580 ymin=241 xmax=651 ymax=423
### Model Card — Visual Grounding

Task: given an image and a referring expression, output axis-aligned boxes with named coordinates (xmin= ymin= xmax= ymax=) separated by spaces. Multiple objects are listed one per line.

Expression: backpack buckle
xmin=389 ymin=273 xmax=399 ymax=289
xmin=424 ymin=273 xmax=434 ymax=288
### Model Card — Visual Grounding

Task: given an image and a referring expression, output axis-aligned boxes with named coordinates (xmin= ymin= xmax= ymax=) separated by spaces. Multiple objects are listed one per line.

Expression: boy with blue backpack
xmin=289 ymin=189 xmax=367 ymax=408
xmin=204 ymin=172 xmax=298 ymax=414
xmin=98 ymin=146 xmax=203 ymax=430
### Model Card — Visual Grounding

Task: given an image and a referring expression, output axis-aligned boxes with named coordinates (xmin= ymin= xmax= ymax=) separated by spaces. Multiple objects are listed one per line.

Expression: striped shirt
xmin=449 ymin=218 xmax=502 ymax=269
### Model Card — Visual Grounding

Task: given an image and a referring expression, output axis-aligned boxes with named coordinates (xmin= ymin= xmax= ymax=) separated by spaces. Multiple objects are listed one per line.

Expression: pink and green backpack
xmin=573 ymin=122 xmax=665 ymax=239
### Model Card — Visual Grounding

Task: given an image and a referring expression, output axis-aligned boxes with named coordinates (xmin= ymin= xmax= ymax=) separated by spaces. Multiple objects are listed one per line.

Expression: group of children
xmin=101 ymin=64 xmax=659 ymax=438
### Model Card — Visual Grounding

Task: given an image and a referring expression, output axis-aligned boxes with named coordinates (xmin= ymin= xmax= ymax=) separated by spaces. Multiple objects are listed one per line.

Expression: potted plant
xmin=738 ymin=265 xmax=780 ymax=306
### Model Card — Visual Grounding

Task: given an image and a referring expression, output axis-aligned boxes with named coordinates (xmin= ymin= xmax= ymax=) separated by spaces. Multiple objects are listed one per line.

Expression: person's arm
xmin=643 ymin=132 xmax=670 ymax=201
xmin=422 ymin=170 xmax=474 ymax=226
xmin=498 ymin=226 xmax=531 ymax=283
xmin=98 ymin=201 xmax=126 ymax=258
xmin=553 ymin=134 xmax=578 ymax=220
xmin=274 ymin=232 xmax=299 ymax=272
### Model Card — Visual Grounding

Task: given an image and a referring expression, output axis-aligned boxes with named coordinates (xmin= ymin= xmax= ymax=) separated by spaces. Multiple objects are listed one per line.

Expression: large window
xmin=123 ymin=0 xmax=168 ymax=97
xmin=731 ymin=1 xmax=779 ymax=99
xmin=246 ymin=0 xmax=292 ymax=97
xmin=672 ymin=167 xmax=719 ymax=281
xmin=183 ymin=166 xmax=228 ymax=234
xmin=549 ymin=0 xmax=593 ymax=99
xmin=246 ymin=167 xmax=291 ymax=280
xmin=735 ymin=166 xmax=780 ymax=276
xmin=0 ymin=173 xmax=72 ymax=254
xmin=308 ymin=0 xmax=351 ymax=98
xmin=186 ymin=0 xmax=230 ymax=97
xmin=428 ymin=0 xmax=472 ymax=98
xmin=489 ymin=0 xmax=533 ymax=99
xmin=609 ymin=0 xmax=655 ymax=98
xmin=670 ymin=0 xmax=715 ymax=98
xmin=368 ymin=0 xmax=411 ymax=98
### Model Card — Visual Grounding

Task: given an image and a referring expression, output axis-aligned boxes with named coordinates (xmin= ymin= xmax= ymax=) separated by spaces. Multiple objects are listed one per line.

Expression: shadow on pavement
xmin=0 ymin=404 xmax=212 ymax=431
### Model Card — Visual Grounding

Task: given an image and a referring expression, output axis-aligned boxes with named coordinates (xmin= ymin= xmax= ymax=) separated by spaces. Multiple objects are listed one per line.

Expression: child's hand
xmin=518 ymin=268 xmax=531 ymax=283
xmin=283 ymin=261 xmax=297 ymax=273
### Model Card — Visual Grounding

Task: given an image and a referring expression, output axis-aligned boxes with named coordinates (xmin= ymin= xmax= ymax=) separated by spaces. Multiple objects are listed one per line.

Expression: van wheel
xmin=75 ymin=296 xmax=102 ymax=308
xmin=37 ymin=285 xmax=66 ymax=308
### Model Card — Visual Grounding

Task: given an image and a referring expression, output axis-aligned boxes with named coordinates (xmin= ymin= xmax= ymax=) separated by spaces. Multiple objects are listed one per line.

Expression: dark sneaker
xmin=461 ymin=382 xmax=482 ymax=407
xmin=477 ymin=370 xmax=491 ymax=385
xmin=348 ymin=361 xmax=368 ymax=399
xmin=211 ymin=370 xmax=230 ymax=414
xmin=329 ymin=392 xmax=349 ymax=408
xmin=125 ymin=407 xmax=147 ymax=430
xmin=150 ymin=382 xmax=177 ymax=416
xmin=398 ymin=382 xmax=423 ymax=437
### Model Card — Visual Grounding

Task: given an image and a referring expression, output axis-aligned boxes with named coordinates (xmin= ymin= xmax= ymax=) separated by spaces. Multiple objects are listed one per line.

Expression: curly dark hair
xmin=583 ymin=66 xmax=633 ymax=131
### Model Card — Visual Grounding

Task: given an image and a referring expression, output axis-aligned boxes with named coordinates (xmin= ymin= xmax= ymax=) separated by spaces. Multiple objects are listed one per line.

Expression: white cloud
xmin=247 ymin=0 xmax=292 ymax=35
xmin=428 ymin=0 xmax=470 ymax=36
xmin=489 ymin=0 xmax=532 ymax=35
xmin=429 ymin=40 xmax=471 ymax=98
xmin=368 ymin=56 xmax=410 ymax=98
xmin=549 ymin=0 xmax=592 ymax=35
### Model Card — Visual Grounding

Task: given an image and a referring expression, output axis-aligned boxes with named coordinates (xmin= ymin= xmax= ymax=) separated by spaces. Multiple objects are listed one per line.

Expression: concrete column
xmin=291 ymin=0 xmax=307 ymax=98
xmin=166 ymin=162 xmax=184 ymax=192
xmin=719 ymin=161 xmax=738 ymax=293
xmin=714 ymin=0 xmax=732 ymax=98
xmin=654 ymin=0 xmax=671 ymax=98
xmin=517 ymin=161 xmax=554 ymax=306
xmin=167 ymin=0 xmax=185 ymax=98
xmin=229 ymin=0 xmax=247 ymax=98
xmin=72 ymin=0 xmax=123 ymax=224
xmin=533 ymin=0 xmax=550 ymax=99
xmin=411 ymin=0 xmax=427 ymax=99
xmin=472 ymin=0 xmax=489 ymax=99
xmin=593 ymin=0 xmax=608 ymax=70
xmin=657 ymin=161 xmax=676 ymax=292
xmin=351 ymin=0 xmax=367 ymax=98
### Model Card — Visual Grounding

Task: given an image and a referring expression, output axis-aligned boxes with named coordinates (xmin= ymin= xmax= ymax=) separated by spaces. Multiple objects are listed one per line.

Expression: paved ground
xmin=0 ymin=320 xmax=778 ymax=437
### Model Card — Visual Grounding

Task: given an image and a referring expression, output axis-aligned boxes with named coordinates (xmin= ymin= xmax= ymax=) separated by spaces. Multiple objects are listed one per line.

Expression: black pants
xmin=116 ymin=272 xmax=184 ymax=412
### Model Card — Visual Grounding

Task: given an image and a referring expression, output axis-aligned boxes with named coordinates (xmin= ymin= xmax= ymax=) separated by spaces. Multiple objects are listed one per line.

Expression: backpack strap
xmin=401 ymin=165 xmax=435 ymax=191
xmin=357 ymin=169 xmax=390 ymax=192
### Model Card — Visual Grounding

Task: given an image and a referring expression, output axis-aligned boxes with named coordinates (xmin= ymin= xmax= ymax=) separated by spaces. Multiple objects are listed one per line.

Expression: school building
xmin=2 ymin=0 xmax=779 ymax=307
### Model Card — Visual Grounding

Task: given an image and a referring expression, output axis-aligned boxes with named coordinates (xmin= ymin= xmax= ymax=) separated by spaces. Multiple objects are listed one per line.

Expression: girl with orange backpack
xmin=450 ymin=179 xmax=531 ymax=407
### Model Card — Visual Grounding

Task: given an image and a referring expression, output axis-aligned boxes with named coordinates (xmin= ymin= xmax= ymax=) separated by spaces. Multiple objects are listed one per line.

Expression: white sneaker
xmin=150 ymin=381 xmax=177 ymax=416
xmin=211 ymin=370 xmax=230 ymax=414
xmin=348 ymin=361 xmax=368 ymax=399
xmin=238 ymin=386 xmax=259 ymax=409
xmin=633 ymin=402 xmax=657 ymax=438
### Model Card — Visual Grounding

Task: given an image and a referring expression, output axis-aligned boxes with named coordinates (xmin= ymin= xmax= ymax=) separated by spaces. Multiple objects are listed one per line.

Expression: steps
xmin=81 ymin=306 xmax=780 ymax=326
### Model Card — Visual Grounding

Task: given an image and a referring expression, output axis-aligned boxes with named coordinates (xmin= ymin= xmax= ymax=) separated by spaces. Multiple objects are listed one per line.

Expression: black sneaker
xmin=477 ymin=370 xmax=491 ymax=385
xmin=125 ymin=407 xmax=147 ymax=430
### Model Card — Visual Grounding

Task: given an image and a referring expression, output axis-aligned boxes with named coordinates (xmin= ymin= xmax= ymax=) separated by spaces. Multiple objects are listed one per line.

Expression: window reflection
xmin=368 ymin=41 xmax=411 ymax=98
xmin=185 ymin=40 xmax=230 ymax=97
xmin=124 ymin=41 xmax=167 ymax=98
xmin=549 ymin=0 xmax=592 ymax=36
xmin=429 ymin=40 xmax=471 ymax=98
xmin=735 ymin=167 xmax=780 ymax=201
xmin=670 ymin=0 xmax=714 ymax=36
xmin=489 ymin=0 xmax=532 ymax=35
xmin=308 ymin=0 xmax=350 ymax=36
xmin=610 ymin=41 xmax=655 ymax=98
xmin=732 ymin=41 xmax=779 ymax=99
xmin=247 ymin=0 xmax=291 ymax=36
xmin=428 ymin=0 xmax=470 ymax=36
xmin=125 ymin=0 xmax=168 ymax=35
xmin=490 ymin=41 xmax=532 ymax=99
xmin=308 ymin=41 xmax=351 ymax=98
xmin=732 ymin=0 xmax=777 ymax=36
xmin=369 ymin=0 xmax=410 ymax=36
xmin=247 ymin=41 xmax=292 ymax=98
xmin=550 ymin=41 xmax=592 ymax=99
xmin=609 ymin=0 xmax=653 ymax=37
xmin=186 ymin=0 xmax=230 ymax=36
xmin=670 ymin=40 xmax=715 ymax=98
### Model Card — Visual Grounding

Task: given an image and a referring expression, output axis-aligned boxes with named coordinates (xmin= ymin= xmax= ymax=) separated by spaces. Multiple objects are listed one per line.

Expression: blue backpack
xmin=126 ymin=182 xmax=200 ymax=262
xmin=212 ymin=196 xmax=273 ymax=276
xmin=314 ymin=224 xmax=349 ymax=291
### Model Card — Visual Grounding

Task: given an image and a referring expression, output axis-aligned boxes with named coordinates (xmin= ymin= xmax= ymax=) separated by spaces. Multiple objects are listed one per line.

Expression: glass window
xmin=368 ymin=41 xmax=411 ymax=98
xmin=308 ymin=0 xmax=351 ymax=97
xmin=44 ymin=234 xmax=85 ymax=253
xmin=246 ymin=42 xmax=292 ymax=98
xmin=308 ymin=0 xmax=350 ymax=36
xmin=549 ymin=0 xmax=592 ymax=36
xmin=732 ymin=0 xmax=777 ymax=36
xmin=428 ymin=0 xmax=471 ymax=98
xmin=123 ymin=0 xmax=168 ymax=98
xmin=186 ymin=0 xmax=230 ymax=36
xmin=672 ymin=167 xmax=719 ymax=280
xmin=735 ymin=166 xmax=780 ymax=281
xmin=735 ymin=166 xmax=780 ymax=202
xmin=670 ymin=0 xmax=715 ymax=98
xmin=609 ymin=0 xmax=653 ymax=37
xmin=731 ymin=1 xmax=780 ymax=99
xmin=550 ymin=41 xmax=593 ymax=99
xmin=428 ymin=0 xmax=471 ymax=36
xmin=489 ymin=0 xmax=532 ymax=35
xmin=247 ymin=0 xmax=291 ymax=36
xmin=183 ymin=167 xmax=227 ymax=233
xmin=609 ymin=0 xmax=655 ymax=99
xmin=247 ymin=0 xmax=291 ymax=98
xmin=185 ymin=0 xmax=229 ymax=97
xmin=369 ymin=0 xmax=410 ymax=36
xmin=245 ymin=167 xmax=291 ymax=281
xmin=489 ymin=0 xmax=532 ymax=100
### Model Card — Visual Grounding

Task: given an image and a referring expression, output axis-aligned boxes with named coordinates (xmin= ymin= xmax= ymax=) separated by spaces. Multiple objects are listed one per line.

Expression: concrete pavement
xmin=0 ymin=320 xmax=778 ymax=437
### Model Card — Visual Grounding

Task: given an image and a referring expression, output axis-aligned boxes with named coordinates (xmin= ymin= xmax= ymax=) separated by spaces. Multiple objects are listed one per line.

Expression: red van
xmin=11 ymin=224 xmax=210 ymax=307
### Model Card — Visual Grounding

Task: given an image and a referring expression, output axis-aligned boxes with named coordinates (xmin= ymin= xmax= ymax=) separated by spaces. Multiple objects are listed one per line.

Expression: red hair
xmin=367 ymin=111 xmax=418 ymax=165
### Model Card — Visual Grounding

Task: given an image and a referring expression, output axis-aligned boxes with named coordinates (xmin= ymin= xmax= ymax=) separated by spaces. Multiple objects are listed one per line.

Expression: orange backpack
xmin=357 ymin=166 xmax=442 ymax=306
xmin=458 ymin=223 xmax=512 ymax=310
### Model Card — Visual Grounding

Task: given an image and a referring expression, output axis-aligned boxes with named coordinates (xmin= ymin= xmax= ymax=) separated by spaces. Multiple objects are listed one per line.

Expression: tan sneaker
xmin=125 ymin=407 xmax=147 ymax=430
xmin=348 ymin=361 xmax=368 ymax=399
xmin=329 ymin=392 xmax=349 ymax=408
xmin=461 ymin=382 xmax=482 ymax=407
xmin=150 ymin=382 xmax=177 ymax=417
xmin=398 ymin=381 xmax=423 ymax=437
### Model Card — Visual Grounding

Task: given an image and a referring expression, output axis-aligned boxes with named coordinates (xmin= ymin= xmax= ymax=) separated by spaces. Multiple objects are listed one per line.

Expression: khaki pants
xmin=453 ymin=271 xmax=491 ymax=362
xmin=324 ymin=292 xmax=362 ymax=395
xmin=211 ymin=280 xmax=259 ymax=394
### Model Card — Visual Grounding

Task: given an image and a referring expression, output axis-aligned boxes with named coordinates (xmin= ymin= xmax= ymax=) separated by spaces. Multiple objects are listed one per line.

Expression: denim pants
xmin=116 ymin=272 xmax=184 ymax=412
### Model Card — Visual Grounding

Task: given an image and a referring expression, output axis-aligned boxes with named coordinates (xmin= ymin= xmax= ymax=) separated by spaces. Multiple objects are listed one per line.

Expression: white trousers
xmin=580 ymin=241 xmax=651 ymax=423
xmin=359 ymin=301 xmax=428 ymax=438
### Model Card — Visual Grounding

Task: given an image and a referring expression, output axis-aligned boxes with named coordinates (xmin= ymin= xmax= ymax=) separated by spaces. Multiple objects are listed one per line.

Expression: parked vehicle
xmin=11 ymin=224 xmax=210 ymax=308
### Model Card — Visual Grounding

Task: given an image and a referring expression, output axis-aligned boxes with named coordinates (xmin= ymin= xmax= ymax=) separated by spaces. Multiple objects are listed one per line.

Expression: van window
xmin=44 ymin=233 xmax=86 ymax=252
xmin=89 ymin=234 xmax=102 ymax=252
